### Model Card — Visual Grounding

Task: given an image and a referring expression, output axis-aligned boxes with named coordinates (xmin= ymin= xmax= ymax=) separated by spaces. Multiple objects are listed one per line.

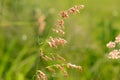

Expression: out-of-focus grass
xmin=0 ymin=0 xmax=120 ymax=80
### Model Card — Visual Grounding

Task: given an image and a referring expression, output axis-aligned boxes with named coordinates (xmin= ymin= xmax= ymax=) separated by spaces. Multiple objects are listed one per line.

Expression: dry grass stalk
xmin=38 ymin=15 xmax=46 ymax=35
xmin=39 ymin=49 xmax=44 ymax=56
xmin=54 ymin=64 xmax=68 ymax=77
xmin=37 ymin=70 xmax=48 ymax=80
xmin=40 ymin=49 xmax=52 ymax=61
xmin=41 ymin=55 xmax=53 ymax=61
xmin=67 ymin=63 xmax=82 ymax=72
xmin=57 ymin=55 xmax=66 ymax=62
xmin=36 ymin=75 xmax=40 ymax=80
xmin=46 ymin=66 xmax=55 ymax=73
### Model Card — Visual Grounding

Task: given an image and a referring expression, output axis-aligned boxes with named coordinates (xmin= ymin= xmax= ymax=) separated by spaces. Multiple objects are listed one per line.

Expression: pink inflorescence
xmin=106 ymin=34 xmax=120 ymax=59
xmin=115 ymin=34 xmax=120 ymax=43
xmin=106 ymin=41 xmax=116 ymax=48
xmin=108 ymin=50 xmax=120 ymax=59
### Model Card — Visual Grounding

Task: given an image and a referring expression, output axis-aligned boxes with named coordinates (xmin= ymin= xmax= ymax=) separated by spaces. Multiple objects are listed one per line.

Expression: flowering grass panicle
xmin=36 ymin=4 xmax=84 ymax=80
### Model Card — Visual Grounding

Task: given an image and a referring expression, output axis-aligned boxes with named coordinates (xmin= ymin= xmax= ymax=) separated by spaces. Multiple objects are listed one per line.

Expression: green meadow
xmin=0 ymin=0 xmax=120 ymax=80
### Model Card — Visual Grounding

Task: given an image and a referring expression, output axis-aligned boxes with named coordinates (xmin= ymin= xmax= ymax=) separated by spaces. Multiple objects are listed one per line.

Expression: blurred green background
xmin=0 ymin=0 xmax=120 ymax=80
